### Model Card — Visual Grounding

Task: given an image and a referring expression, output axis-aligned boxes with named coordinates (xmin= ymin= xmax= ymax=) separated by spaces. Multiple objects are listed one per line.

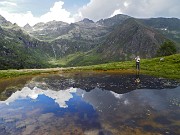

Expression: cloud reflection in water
xmin=0 ymin=72 xmax=179 ymax=135
xmin=0 ymin=87 xmax=77 ymax=108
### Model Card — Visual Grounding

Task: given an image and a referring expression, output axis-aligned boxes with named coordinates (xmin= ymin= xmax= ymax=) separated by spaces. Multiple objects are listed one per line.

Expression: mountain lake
xmin=0 ymin=71 xmax=180 ymax=135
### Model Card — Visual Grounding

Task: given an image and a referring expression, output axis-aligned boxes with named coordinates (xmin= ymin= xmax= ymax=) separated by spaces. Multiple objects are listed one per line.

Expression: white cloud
xmin=122 ymin=0 xmax=178 ymax=18
xmin=39 ymin=1 xmax=74 ymax=24
xmin=77 ymin=0 xmax=180 ymax=21
xmin=110 ymin=91 xmax=123 ymax=99
xmin=0 ymin=1 xmax=74 ymax=27
xmin=123 ymin=1 xmax=129 ymax=7
xmin=0 ymin=1 xmax=17 ymax=6
xmin=110 ymin=9 xmax=122 ymax=17
xmin=0 ymin=10 xmax=39 ymax=26
xmin=77 ymin=0 xmax=124 ymax=21
xmin=0 ymin=0 xmax=179 ymax=26
xmin=0 ymin=86 xmax=77 ymax=108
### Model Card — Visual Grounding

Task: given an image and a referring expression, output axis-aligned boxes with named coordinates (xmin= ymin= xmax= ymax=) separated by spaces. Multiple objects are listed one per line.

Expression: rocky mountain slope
xmin=66 ymin=18 xmax=167 ymax=66
xmin=139 ymin=17 xmax=180 ymax=43
xmin=0 ymin=15 xmax=12 ymax=27
xmin=24 ymin=21 xmax=69 ymax=40
xmin=24 ymin=18 xmax=110 ymax=42
xmin=0 ymin=14 xmax=179 ymax=69
xmin=0 ymin=16 xmax=56 ymax=69
xmin=97 ymin=18 xmax=167 ymax=59
xmin=97 ymin=14 xmax=131 ymax=27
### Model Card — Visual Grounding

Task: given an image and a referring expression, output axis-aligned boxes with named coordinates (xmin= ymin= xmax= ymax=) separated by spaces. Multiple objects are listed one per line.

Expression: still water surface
xmin=0 ymin=72 xmax=180 ymax=135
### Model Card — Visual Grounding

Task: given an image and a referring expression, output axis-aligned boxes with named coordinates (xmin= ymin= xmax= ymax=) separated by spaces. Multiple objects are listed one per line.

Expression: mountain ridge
xmin=0 ymin=14 xmax=179 ymax=69
xmin=98 ymin=18 xmax=166 ymax=59
xmin=64 ymin=18 xmax=167 ymax=66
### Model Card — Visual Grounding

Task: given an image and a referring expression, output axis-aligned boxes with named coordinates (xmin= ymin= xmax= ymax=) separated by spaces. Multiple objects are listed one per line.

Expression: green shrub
xmin=157 ymin=41 xmax=177 ymax=56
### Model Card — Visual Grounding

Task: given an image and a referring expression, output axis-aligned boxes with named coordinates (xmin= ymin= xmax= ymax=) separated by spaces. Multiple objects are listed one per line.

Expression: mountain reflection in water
xmin=26 ymin=72 xmax=179 ymax=93
xmin=0 ymin=72 xmax=180 ymax=135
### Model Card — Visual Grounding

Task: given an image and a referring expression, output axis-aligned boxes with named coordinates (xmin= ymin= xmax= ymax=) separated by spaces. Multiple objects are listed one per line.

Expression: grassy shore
xmin=0 ymin=68 xmax=61 ymax=79
xmin=76 ymin=54 xmax=180 ymax=79
xmin=0 ymin=54 xmax=179 ymax=80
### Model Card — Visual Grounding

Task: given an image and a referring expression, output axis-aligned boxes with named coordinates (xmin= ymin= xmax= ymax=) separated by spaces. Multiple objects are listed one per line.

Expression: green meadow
xmin=0 ymin=54 xmax=179 ymax=80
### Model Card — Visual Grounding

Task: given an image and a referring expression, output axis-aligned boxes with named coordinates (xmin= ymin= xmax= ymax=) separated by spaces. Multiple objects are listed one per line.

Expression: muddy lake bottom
xmin=0 ymin=71 xmax=180 ymax=135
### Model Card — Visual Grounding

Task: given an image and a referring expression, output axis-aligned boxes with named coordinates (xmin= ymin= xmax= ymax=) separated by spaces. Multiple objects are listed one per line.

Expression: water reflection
xmin=1 ymin=87 xmax=77 ymax=108
xmin=25 ymin=72 xmax=179 ymax=94
xmin=0 ymin=72 xmax=180 ymax=135
xmin=0 ymin=76 xmax=33 ymax=101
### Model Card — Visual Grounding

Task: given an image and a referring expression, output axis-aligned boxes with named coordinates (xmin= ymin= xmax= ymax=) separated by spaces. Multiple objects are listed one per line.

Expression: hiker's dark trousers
xmin=136 ymin=62 xmax=140 ymax=70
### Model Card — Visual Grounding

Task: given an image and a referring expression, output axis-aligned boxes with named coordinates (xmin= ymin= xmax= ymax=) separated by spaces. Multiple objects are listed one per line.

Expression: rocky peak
xmin=98 ymin=18 xmax=166 ymax=60
xmin=0 ymin=15 xmax=12 ymax=26
xmin=23 ymin=23 xmax=32 ymax=31
xmin=75 ymin=18 xmax=95 ymax=26
xmin=0 ymin=15 xmax=6 ymax=23
xmin=33 ymin=22 xmax=46 ymax=29
xmin=97 ymin=14 xmax=131 ymax=27
xmin=81 ymin=18 xmax=94 ymax=23
xmin=46 ymin=20 xmax=68 ymax=26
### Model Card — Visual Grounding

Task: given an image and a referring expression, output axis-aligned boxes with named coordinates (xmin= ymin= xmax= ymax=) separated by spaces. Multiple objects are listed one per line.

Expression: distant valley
xmin=0 ymin=14 xmax=180 ymax=69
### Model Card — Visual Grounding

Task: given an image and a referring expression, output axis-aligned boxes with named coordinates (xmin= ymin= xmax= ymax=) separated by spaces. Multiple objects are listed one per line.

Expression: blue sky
xmin=2 ymin=0 xmax=90 ymax=16
xmin=0 ymin=0 xmax=179 ymax=27
xmin=0 ymin=0 xmax=90 ymax=16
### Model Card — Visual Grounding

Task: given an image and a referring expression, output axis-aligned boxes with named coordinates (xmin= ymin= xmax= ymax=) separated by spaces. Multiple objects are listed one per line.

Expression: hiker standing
xmin=135 ymin=56 xmax=140 ymax=70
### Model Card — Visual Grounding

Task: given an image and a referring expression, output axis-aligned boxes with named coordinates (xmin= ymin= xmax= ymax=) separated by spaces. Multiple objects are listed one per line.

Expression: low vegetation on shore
xmin=0 ymin=54 xmax=179 ymax=80
xmin=0 ymin=68 xmax=61 ymax=79
xmin=78 ymin=54 xmax=180 ymax=79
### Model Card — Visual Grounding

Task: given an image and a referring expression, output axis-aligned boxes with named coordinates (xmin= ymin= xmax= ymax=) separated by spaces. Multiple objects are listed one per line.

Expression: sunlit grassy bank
xmin=0 ymin=54 xmax=179 ymax=80
xmin=76 ymin=54 xmax=180 ymax=79
xmin=0 ymin=68 xmax=61 ymax=79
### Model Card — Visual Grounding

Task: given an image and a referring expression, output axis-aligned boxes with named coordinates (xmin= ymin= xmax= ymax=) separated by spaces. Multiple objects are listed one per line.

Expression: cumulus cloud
xmin=110 ymin=9 xmax=122 ymax=17
xmin=0 ymin=10 xmax=39 ymax=27
xmin=0 ymin=1 xmax=74 ymax=27
xmin=122 ymin=0 xmax=180 ymax=18
xmin=39 ymin=1 xmax=74 ymax=23
xmin=77 ymin=0 xmax=180 ymax=21
xmin=0 ymin=0 xmax=179 ymax=26
xmin=1 ymin=86 xmax=77 ymax=108
xmin=0 ymin=1 xmax=17 ymax=6
xmin=77 ymin=0 xmax=124 ymax=21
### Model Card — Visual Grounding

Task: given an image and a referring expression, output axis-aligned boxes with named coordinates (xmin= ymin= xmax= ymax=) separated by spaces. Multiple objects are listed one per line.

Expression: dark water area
xmin=0 ymin=72 xmax=180 ymax=135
